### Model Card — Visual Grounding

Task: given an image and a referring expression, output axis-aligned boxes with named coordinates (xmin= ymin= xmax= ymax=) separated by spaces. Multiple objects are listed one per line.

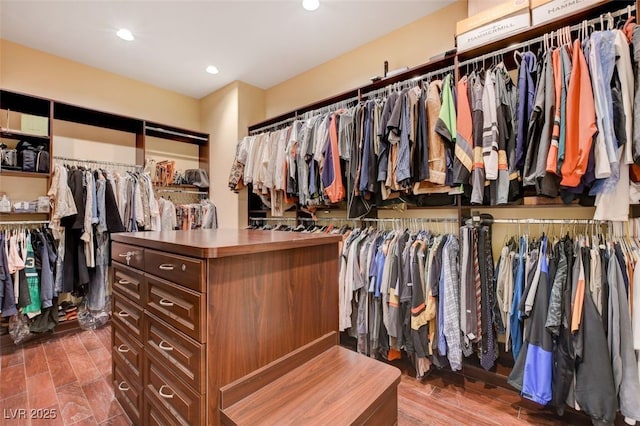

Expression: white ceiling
xmin=0 ymin=0 xmax=456 ymax=99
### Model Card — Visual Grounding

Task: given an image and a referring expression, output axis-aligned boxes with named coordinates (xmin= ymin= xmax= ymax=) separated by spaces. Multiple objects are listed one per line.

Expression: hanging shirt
xmin=22 ymin=235 xmax=41 ymax=319
xmin=455 ymin=76 xmax=474 ymax=185
xmin=516 ymin=51 xmax=537 ymax=172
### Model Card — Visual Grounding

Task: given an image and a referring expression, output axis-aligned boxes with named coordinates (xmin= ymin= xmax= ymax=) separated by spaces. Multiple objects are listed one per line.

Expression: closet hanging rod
xmin=53 ymin=156 xmax=141 ymax=169
xmin=249 ymin=117 xmax=297 ymax=135
xmin=298 ymin=217 xmax=360 ymax=223
xmin=488 ymin=218 xmax=607 ymax=225
xmin=155 ymin=188 xmax=205 ymax=195
xmin=361 ymin=217 xmax=458 ymax=223
xmin=145 ymin=126 xmax=208 ymax=142
xmin=248 ymin=217 xmax=298 ymax=222
xmin=0 ymin=220 xmax=49 ymax=226
xmin=302 ymin=94 xmax=360 ymax=118
xmin=361 ymin=64 xmax=456 ymax=100
xmin=457 ymin=3 xmax=636 ymax=70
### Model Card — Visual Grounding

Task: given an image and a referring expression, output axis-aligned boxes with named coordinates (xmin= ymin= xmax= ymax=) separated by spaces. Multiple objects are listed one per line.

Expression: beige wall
xmin=263 ymin=0 xmax=467 ymax=119
xmin=1 ymin=39 xmax=200 ymax=130
xmin=200 ymin=81 xmax=265 ymax=229
xmin=468 ymin=0 xmax=507 ymax=16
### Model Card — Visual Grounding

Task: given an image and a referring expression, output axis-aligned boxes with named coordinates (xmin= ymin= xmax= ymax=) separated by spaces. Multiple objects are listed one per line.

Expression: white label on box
xmin=458 ymin=12 xmax=531 ymax=51
xmin=532 ymin=0 xmax=604 ymax=26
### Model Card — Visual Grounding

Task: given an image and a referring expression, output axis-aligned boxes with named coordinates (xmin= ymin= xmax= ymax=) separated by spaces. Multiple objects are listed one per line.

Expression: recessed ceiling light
xmin=206 ymin=65 xmax=219 ymax=75
xmin=116 ymin=29 xmax=134 ymax=41
xmin=302 ymin=0 xmax=320 ymax=11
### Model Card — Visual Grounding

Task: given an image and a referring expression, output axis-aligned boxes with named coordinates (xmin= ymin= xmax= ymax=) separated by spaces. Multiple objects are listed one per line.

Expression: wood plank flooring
xmin=0 ymin=324 xmax=618 ymax=425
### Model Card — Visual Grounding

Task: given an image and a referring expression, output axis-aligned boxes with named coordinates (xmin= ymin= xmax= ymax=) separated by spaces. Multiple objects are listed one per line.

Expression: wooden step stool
xmin=219 ymin=332 xmax=401 ymax=425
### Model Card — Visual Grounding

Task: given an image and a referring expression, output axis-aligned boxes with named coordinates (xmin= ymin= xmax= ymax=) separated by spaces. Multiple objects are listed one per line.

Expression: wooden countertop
xmin=111 ymin=228 xmax=343 ymax=258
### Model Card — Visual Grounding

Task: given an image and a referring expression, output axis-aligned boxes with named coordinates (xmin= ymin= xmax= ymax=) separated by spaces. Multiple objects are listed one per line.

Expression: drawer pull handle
xmin=159 ymin=298 xmax=174 ymax=307
xmin=117 ymin=344 xmax=130 ymax=353
xmin=118 ymin=310 xmax=130 ymax=318
xmin=118 ymin=381 xmax=130 ymax=392
xmin=158 ymin=340 xmax=174 ymax=351
xmin=158 ymin=385 xmax=174 ymax=399
xmin=119 ymin=251 xmax=134 ymax=265
xmin=117 ymin=279 xmax=131 ymax=285
xmin=159 ymin=263 xmax=175 ymax=271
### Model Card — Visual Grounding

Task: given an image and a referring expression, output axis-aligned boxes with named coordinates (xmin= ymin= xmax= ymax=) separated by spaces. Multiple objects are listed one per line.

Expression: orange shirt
xmin=560 ymin=40 xmax=597 ymax=187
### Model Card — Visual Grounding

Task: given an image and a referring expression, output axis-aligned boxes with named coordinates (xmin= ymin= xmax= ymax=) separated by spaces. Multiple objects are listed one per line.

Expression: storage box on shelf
xmin=530 ymin=0 xmax=611 ymax=25
xmin=456 ymin=0 xmax=531 ymax=51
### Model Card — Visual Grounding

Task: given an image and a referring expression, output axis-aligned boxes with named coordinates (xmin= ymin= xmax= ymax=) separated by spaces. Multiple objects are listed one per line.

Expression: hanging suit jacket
xmin=607 ymin=252 xmax=640 ymax=421
xmin=574 ymin=289 xmax=617 ymax=424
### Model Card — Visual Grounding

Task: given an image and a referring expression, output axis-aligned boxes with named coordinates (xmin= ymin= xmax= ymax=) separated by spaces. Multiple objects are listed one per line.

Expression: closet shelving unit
xmin=0 ymin=89 xmax=53 ymax=180
xmin=246 ymin=0 xmax=638 ymax=395
xmin=0 ymin=88 xmax=209 ymax=340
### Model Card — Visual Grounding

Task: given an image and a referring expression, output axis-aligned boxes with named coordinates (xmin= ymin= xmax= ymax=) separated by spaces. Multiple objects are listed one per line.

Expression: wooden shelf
xmin=1 ymin=128 xmax=50 ymax=143
xmin=0 ymin=211 xmax=49 ymax=216
xmin=145 ymin=122 xmax=209 ymax=145
xmin=0 ymin=89 xmax=52 ymax=116
xmin=54 ymin=102 xmax=143 ymax=133
xmin=0 ymin=169 xmax=50 ymax=178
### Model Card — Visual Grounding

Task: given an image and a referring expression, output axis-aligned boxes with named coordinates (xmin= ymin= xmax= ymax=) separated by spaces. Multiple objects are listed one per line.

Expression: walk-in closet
xmin=2 ymin=0 xmax=640 ymax=425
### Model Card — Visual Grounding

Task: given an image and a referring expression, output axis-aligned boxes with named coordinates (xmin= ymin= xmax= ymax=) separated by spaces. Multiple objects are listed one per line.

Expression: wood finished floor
xmin=0 ymin=324 xmax=604 ymax=425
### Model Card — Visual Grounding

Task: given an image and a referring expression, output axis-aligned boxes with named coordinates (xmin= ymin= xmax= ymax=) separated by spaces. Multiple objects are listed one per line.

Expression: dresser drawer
xmin=114 ymin=357 xmax=142 ymax=425
xmin=113 ymin=320 xmax=143 ymax=382
xmin=112 ymin=242 xmax=144 ymax=269
xmin=145 ymin=249 xmax=205 ymax=292
xmin=143 ymin=312 xmax=205 ymax=393
xmin=143 ymin=352 xmax=203 ymax=426
xmin=113 ymin=292 xmax=143 ymax=342
xmin=145 ymin=275 xmax=205 ymax=342
xmin=113 ymin=262 xmax=145 ymax=306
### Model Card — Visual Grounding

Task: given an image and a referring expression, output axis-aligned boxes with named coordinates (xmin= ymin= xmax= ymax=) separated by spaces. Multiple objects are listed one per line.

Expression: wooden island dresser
xmin=110 ymin=229 xmax=342 ymax=425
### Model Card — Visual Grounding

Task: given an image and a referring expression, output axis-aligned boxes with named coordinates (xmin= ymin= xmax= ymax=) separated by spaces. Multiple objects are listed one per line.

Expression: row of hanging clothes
xmin=330 ymin=212 xmax=640 ymax=424
xmin=497 ymin=11 xmax=640 ymax=221
xmin=479 ymin=217 xmax=640 ymax=424
xmin=46 ymin=159 xmax=130 ymax=333
xmin=0 ymin=222 xmax=61 ymax=341
xmin=335 ymin=217 xmax=471 ymax=380
xmin=230 ymin=6 xmax=640 ymax=222
xmin=228 ymin=67 xmax=463 ymax=219
xmin=155 ymin=189 xmax=218 ymax=231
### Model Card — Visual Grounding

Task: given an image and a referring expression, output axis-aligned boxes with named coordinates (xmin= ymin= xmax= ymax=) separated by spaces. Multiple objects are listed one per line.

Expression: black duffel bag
xmin=17 ymin=141 xmax=49 ymax=173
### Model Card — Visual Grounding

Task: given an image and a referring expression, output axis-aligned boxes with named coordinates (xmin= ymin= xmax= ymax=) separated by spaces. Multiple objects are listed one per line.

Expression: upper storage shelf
xmin=145 ymin=122 xmax=209 ymax=145
xmin=1 ymin=89 xmax=52 ymax=142
xmin=0 ymin=89 xmax=51 ymax=117
xmin=54 ymin=102 xmax=143 ymax=134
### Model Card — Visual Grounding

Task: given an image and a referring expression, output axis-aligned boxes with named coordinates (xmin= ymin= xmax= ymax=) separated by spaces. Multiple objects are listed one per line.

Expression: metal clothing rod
xmin=145 ymin=126 xmax=208 ymax=142
xmin=302 ymin=95 xmax=360 ymax=119
xmin=458 ymin=4 xmax=636 ymax=70
xmin=298 ymin=217 xmax=360 ymax=223
xmin=155 ymin=188 xmax=205 ymax=195
xmin=489 ymin=218 xmax=606 ymax=225
xmin=361 ymin=65 xmax=455 ymax=100
xmin=0 ymin=220 xmax=49 ymax=226
xmin=249 ymin=117 xmax=297 ymax=136
xmin=54 ymin=155 xmax=140 ymax=170
xmin=249 ymin=217 xmax=297 ymax=222
xmin=362 ymin=217 xmax=458 ymax=223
